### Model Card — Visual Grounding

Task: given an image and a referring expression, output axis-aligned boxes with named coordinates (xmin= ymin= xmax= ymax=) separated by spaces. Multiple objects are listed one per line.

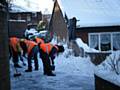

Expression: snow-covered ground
xmin=10 ymin=44 xmax=95 ymax=90
xmin=10 ymin=55 xmax=95 ymax=90
xmin=10 ymin=38 xmax=120 ymax=90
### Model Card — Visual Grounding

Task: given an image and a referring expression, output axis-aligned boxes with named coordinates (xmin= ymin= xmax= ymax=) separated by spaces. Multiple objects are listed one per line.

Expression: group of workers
xmin=9 ymin=36 xmax=64 ymax=76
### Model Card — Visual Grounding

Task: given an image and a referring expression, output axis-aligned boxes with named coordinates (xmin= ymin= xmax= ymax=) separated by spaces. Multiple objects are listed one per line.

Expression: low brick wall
xmin=86 ymin=52 xmax=111 ymax=65
xmin=95 ymin=75 xmax=120 ymax=90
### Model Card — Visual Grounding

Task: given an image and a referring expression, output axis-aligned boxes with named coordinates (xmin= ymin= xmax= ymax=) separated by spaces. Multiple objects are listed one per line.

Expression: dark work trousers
xmin=10 ymin=47 xmax=19 ymax=66
xmin=27 ymin=45 xmax=39 ymax=70
xmin=49 ymin=47 xmax=58 ymax=65
xmin=39 ymin=49 xmax=52 ymax=74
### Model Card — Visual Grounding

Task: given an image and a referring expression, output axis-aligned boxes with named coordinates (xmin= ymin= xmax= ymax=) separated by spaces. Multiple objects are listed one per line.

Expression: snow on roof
xmin=9 ymin=4 xmax=31 ymax=12
xmin=9 ymin=0 xmax=40 ymax=12
xmin=59 ymin=0 xmax=120 ymax=27
xmin=10 ymin=0 xmax=54 ymax=13
xmin=9 ymin=19 xmax=26 ymax=22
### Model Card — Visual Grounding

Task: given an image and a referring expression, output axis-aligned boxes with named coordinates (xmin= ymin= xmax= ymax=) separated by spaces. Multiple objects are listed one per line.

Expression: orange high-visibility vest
xmin=24 ymin=40 xmax=37 ymax=55
xmin=35 ymin=37 xmax=44 ymax=44
xmin=40 ymin=43 xmax=53 ymax=54
xmin=9 ymin=37 xmax=19 ymax=52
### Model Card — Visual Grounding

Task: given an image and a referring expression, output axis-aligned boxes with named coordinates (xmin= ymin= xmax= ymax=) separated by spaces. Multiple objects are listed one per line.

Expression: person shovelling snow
xmin=38 ymin=43 xmax=64 ymax=76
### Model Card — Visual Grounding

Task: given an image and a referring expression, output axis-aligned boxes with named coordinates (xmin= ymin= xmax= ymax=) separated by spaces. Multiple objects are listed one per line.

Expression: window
xmin=113 ymin=33 xmax=120 ymax=50
xmin=100 ymin=34 xmax=111 ymax=51
xmin=27 ymin=14 xmax=31 ymax=21
xmin=32 ymin=13 xmax=37 ymax=17
xmin=89 ymin=32 xmax=120 ymax=52
xmin=18 ymin=14 xmax=21 ymax=20
xmin=89 ymin=34 xmax=99 ymax=50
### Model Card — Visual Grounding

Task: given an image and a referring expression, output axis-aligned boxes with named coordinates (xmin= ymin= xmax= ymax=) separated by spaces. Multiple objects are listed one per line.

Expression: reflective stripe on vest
xmin=40 ymin=43 xmax=53 ymax=54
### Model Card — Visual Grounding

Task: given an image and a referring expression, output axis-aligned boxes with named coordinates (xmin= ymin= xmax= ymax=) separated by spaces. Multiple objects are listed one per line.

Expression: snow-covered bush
xmin=99 ymin=51 xmax=120 ymax=75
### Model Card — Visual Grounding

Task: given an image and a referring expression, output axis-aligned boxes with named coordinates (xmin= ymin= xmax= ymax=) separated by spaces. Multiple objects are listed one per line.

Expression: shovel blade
xmin=13 ymin=73 xmax=21 ymax=77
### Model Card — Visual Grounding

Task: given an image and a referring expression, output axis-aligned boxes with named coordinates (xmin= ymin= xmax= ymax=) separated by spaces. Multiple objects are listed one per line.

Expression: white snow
xmin=24 ymin=28 xmax=38 ymax=39
xmin=76 ymin=38 xmax=99 ymax=52
xmin=59 ymin=0 xmax=120 ymax=27
xmin=9 ymin=4 xmax=30 ymax=12
xmin=10 ymin=0 xmax=54 ymax=13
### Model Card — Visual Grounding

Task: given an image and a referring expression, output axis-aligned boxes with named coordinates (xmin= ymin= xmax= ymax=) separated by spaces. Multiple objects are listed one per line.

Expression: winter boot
xmin=14 ymin=64 xmax=22 ymax=68
xmin=47 ymin=73 xmax=56 ymax=76
xmin=35 ymin=67 xmax=39 ymax=71
xmin=25 ymin=69 xmax=32 ymax=72
xmin=25 ymin=67 xmax=32 ymax=72
xmin=51 ymin=65 xmax=55 ymax=71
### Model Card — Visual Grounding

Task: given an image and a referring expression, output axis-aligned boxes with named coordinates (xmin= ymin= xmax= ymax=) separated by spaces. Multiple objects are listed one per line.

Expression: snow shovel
xmin=49 ymin=57 xmax=55 ymax=71
xmin=13 ymin=67 xmax=22 ymax=77
xmin=51 ymin=65 xmax=55 ymax=71
xmin=20 ymin=55 xmax=26 ymax=66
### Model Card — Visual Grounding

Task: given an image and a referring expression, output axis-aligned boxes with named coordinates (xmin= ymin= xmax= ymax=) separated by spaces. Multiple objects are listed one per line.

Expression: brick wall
xmin=86 ymin=52 xmax=111 ymax=65
xmin=8 ymin=12 xmax=42 ymax=38
xmin=0 ymin=2 xmax=10 ymax=90
xmin=9 ymin=20 xmax=27 ymax=38
xmin=76 ymin=26 xmax=120 ymax=44
xmin=9 ymin=12 xmax=42 ymax=25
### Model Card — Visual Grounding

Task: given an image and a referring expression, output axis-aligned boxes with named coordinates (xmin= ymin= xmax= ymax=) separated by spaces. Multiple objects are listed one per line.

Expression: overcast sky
xmin=12 ymin=0 xmax=62 ymax=14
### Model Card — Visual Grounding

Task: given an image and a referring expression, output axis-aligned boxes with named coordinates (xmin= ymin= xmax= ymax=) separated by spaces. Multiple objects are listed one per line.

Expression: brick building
xmin=59 ymin=0 xmax=120 ymax=52
xmin=9 ymin=10 xmax=42 ymax=37
xmin=76 ymin=26 xmax=120 ymax=52
xmin=9 ymin=11 xmax=42 ymax=25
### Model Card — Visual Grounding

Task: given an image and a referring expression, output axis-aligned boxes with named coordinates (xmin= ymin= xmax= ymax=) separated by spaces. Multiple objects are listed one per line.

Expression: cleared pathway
xmin=10 ymin=54 xmax=95 ymax=90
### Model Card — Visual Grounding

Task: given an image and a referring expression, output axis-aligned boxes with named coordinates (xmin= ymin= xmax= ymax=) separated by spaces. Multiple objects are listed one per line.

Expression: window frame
xmin=18 ymin=14 xmax=21 ymax=20
xmin=27 ymin=14 xmax=31 ymax=22
xmin=89 ymin=32 xmax=120 ymax=52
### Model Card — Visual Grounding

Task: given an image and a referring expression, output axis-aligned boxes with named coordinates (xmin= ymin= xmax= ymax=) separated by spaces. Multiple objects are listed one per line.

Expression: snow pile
xmin=76 ymin=38 xmax=99 ymax=52
xmin=59 ymin=52 xmax=95 ymax=77
xmin=95 ymin=51 xmax=120 ymax=86
xmin=24 ymin=28 xmax=39 ymax=39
